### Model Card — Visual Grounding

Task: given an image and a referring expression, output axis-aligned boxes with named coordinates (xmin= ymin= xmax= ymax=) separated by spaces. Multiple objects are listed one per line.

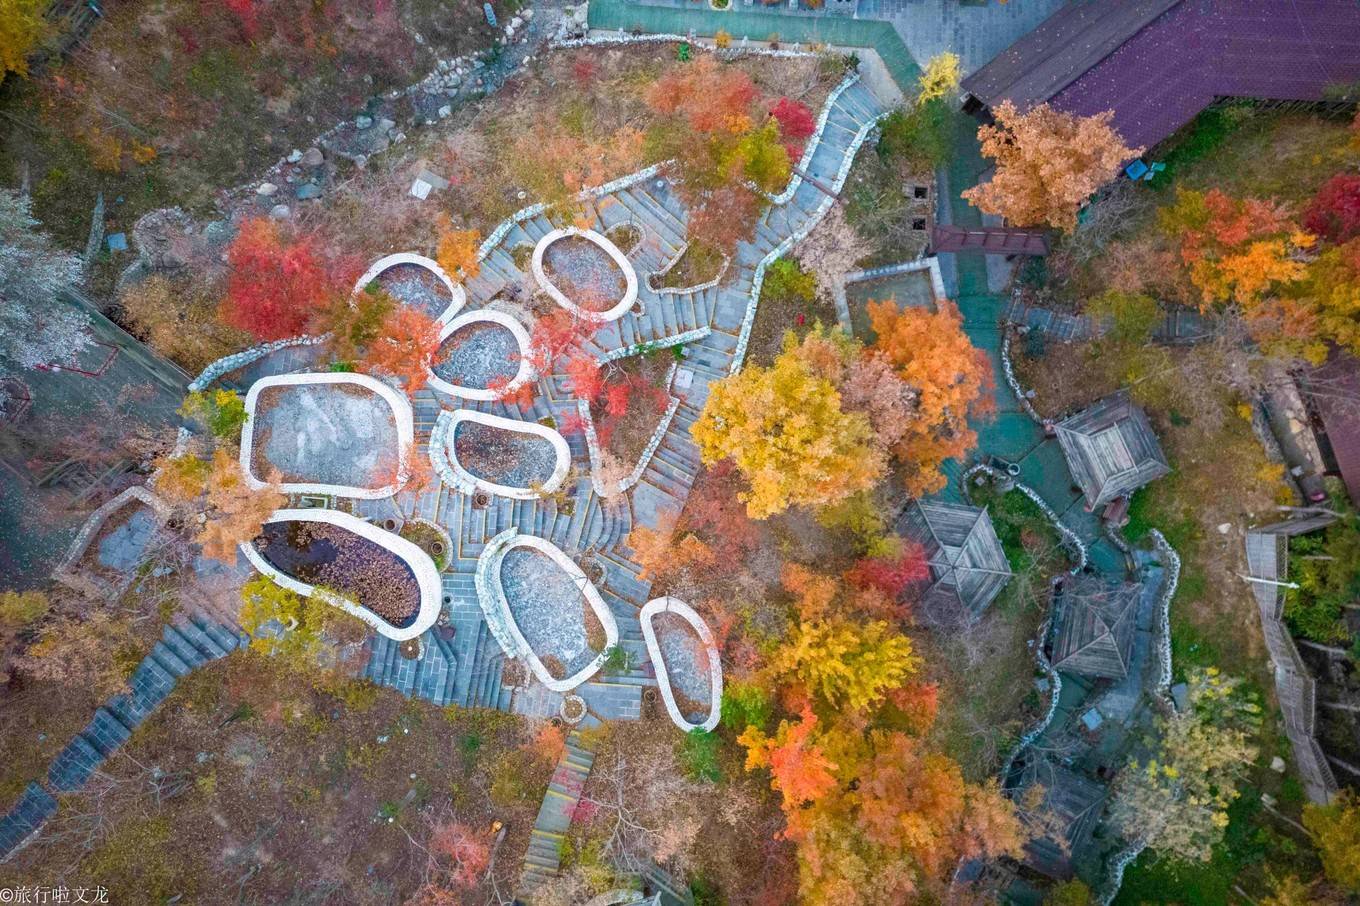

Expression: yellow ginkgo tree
xmin=691 ymin=336 xmax=884 ymax=518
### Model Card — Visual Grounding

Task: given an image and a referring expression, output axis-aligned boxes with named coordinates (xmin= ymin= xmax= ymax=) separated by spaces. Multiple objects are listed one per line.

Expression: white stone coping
xmin=531 ymin=226 xmax=639 ymax=322
xmin=732 ymin=102 xmax=887 ymax=371
xmin=188 ymin=334 xmax=326 ymax=393
xmin=767 ymin=71 xmax=861 ymax=205
xmin=429 ymin=409 xmax=571 ymax=500
xmin=640 ymin=597 xmax=722 ymax=733
xmin=579 ymin=361 xmax=681 ymax=498
xmin=844 ymin=255 xmax=947 ymax=305
xmin=477 ymin=530 xmax=620 ymax=692
xmin=354 ymin=252 xmax=467 ymax=325
xmin=53 ymin=486 xmax=172 ymax=594
xmin=646 ymin=240 xmax=731 ymax=296
xmin=239 ymin=507 xmax=442 ymax=642
xmin=240 ymin=371 xmax=414 ymax=500
xmin=425 ymin=308 xmax=536 ymax=401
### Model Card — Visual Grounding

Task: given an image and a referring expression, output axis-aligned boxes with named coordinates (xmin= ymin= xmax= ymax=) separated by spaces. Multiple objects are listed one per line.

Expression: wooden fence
xmin=1244 ymin=517 xmax=1341 ymax=805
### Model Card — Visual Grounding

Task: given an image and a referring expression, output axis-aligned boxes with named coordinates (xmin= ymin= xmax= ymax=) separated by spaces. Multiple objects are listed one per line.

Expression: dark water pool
xmin=255 ymin=521 xmax=420 ymax=628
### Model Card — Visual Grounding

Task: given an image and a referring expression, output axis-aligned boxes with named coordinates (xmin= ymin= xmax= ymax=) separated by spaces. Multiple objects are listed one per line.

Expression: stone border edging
xmin=353 ymin=252 xmax=468 ymax=326
xmin=552 ymin=32 xmax=820 ymax=60
xmin=473 ymin=528 xmax=619 ymax=692
xmin=1000 ymin=329 xmax=1045 ymax=425
xmin=598 ymin=327 xmax=710 ymax=364
xmin=646 ymin=240 xmax=731 ymax=296
xmin=531 ymin=226 xmax=640 ymax=322
xmin=961 ymin=462 xmax=1089 ymax=573
xmin=426 ymin=308 xmax=536 ymax=401
xmin=239 ymin=371 xmax=414 ymax=500
xmin=767 ymin=70 xmax=860 ymax=206
xmin=998 ymin=611 xmax=1062 ymax=783
xmin=477 ymin=164 xmax=666 ymax=262
xmin=640 ymin=596 xmax=723 ymax=733
xmin=52 ymin=486 xmax=172 ymax=597
xmin=188 ymin=335 xmax=327 ymax=393
xmin=239 ymin=507 xmax=442 ymax=642
xmin=578 ymin=362 xmax=681 ymax=497
xmin=836 ymin=255 xmax=946 ymax=332
xmin=429 ymin=409 xmax=571 ymax=500
xmin=732 ymin=86 xmax=882 ymax=371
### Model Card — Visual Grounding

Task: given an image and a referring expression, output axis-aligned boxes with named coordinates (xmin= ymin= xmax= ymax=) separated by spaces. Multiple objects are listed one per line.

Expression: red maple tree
xmin=1305 ymin=172 xmax=1360 ymax=244
xmin=220 ymin=218 xmax=339 ymax=341
xmin=770 ymin=97 xmax=816 ymax=141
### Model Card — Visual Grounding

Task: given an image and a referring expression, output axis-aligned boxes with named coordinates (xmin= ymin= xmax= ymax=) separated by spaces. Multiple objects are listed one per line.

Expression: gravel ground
xmin=500 ymin=547 xmax=596 ymax=677
xmin=655 ymin=610 xmax=712 ymax=717
xmin=379 ymin=264 xmax=453 ymax=319
xmin=433 ymin=321 xmax=519 ymax=389
xmin=452 ymin=420 xmax=556 ymax=488
xmin=542 ymin=235 xmax=626 ymax=312
xmin=254 ymin=383 xmax=399 ymax=487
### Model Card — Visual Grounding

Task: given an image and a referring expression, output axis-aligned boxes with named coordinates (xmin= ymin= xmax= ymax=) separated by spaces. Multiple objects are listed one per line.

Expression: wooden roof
xmin=1016 ymin=759 xmax=1107 ymax=881
xmin=963 ymin=0 xmax=1360 ymax=153
xmin=1050 ymin=574 xmax=1141 ymax=679
xmin=1056 ymin=392 xmax=1170 ymax=508
xmin=963 ymin=0 xmax=1182 ymax=112
xmin=897 ymin=500 xmax=1012 ymax=620
xmin=1303 ymin=353 xmax=1360 ymax=507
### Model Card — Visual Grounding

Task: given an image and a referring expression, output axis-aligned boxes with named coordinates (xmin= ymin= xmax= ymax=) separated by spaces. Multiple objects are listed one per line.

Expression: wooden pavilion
xmin=897 ymin=500 xmax=1012 ymax=621
xmin=1055 ymin=393 xmax=1170 ymax=510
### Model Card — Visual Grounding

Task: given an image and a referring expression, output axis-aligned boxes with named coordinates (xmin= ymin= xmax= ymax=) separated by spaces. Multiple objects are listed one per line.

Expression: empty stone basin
xmin=438 ymin=410 xmax=570 ymax=500
xmin=641 ymin=597 xmax=723 ymax=732
xmin=242 ymin=508 xmax=441 ymax=641
xmin=354 ymin=253 xmax=466 ymax=323
xmin=240 ymin=372 xmax=413 ymax=499
xmin=489 ymin=534 xmax=619 ymax=691
xmin=428 ymin=310 xmax=534 ymax=401
xmin=531 ymin=227 xmax=638 ymax=321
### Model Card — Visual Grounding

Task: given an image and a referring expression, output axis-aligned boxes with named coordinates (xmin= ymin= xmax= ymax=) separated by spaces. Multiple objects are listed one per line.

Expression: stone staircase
xmin=0 ymin=618 xmax=242 ymax=861
xmin=518 ymin=729 xmax=597 ymax=896
xmin=324 ymin=74 xmax=886 ymax=714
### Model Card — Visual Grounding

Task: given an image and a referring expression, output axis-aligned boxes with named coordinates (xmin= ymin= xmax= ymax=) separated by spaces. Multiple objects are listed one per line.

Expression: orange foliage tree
xmin=867 ymin=299 xmax=992 ymax=496
xmin=643 ymin=55 xmax=788 ymax=251
xmin=1159 ymin=187 xmax=1322 ymax=360
xmin=962 ymin=101 xmax=1141 ymax=232
xmin=197 ymin=449 xmax=285 ymax=563
xmin=434 ymin=217 xmax=481 ymax=281
xmin=359 ymin=307 xmax=444 ymax=393
xmin=740 ymin=703 xmax=1025 ymax=904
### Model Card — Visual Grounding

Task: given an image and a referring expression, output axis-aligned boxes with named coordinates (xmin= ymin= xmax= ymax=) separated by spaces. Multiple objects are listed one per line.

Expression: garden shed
xmin=1055 ymin=392 xmax=1170 ymax=509
xmin=1049 ymin=574 xmax=1141 ymax=680
xmin=897 ymin=500 xmax=1012 ymax=621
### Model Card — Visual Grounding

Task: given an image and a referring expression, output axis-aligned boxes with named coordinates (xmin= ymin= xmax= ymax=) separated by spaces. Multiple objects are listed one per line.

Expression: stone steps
xmin=517 ymin=729 xmax=597 ymax=897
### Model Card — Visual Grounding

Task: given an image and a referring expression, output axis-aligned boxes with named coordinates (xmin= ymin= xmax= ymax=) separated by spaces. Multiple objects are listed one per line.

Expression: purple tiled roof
xmin=966 ymin=0 xmax=1360 ymax=152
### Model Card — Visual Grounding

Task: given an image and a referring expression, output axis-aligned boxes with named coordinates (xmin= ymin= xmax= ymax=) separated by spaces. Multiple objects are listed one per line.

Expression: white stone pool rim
xmin=239 ymin=371 xmax=414 ymax=500
xmin=641 ymin=596 xmax=723 ymax=733
xmin=431 ymin=409 xmax=571 ymax=501
xmin=426 ymin=308 xmax=536 ymax=401
xmin=354 ymin=252 xmax=467 ymax=324
xmin=531 ymin=226 xmax=639 ymax=322
xmin=480 ymin=532 xmax=620 ymax=693
xmin=240 ymin=507 xmax=442 ymax=642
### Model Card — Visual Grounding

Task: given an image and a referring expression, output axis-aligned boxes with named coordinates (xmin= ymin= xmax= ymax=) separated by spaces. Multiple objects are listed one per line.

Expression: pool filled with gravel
xmin=655 ymin=610 xmax=713 ymax=720
xmin=251 ymin=383 xmax=399 ymax=489
xmin=378 ymin=263 xmax=452 ymax=318
xmin=433 ymin=321 xmax=519 ymax=390
xmin=452 ymin=419 xmax=557 ymax=489
xmin=499 ymin=547 xmax=604 ymax=680
xmin=542 ymin=235 xmax=627 ymax=312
